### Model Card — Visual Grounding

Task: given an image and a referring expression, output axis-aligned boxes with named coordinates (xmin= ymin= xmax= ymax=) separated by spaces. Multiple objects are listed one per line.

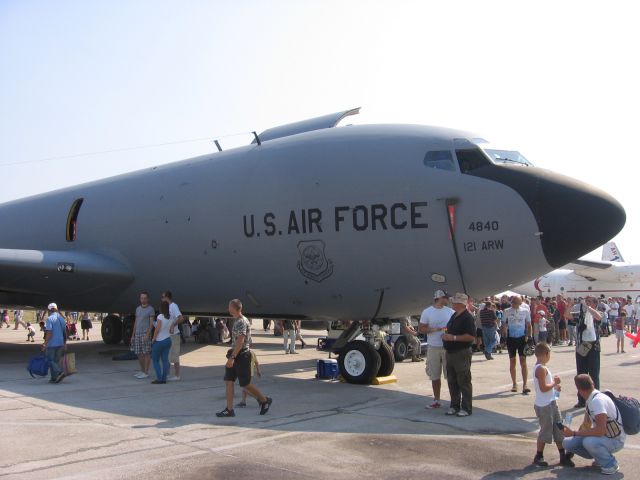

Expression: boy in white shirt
xmin=532 ymin=342 xmax=574 ymax=467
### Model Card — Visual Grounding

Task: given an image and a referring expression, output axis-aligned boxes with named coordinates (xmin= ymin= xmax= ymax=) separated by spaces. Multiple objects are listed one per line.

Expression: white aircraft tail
xmin=602 ymin=242 xmax=625 ymax=262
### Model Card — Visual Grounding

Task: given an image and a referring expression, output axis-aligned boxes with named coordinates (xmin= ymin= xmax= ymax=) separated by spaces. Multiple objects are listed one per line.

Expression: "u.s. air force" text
xmin=243 ymin=202 xmax=428 ymax=238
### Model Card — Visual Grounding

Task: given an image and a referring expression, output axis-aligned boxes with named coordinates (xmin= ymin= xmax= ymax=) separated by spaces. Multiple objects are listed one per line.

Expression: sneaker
xmin=236 ymin=401 xmax=247 ymax=408
xmin=456 ymin=409 xmax=471 ymax=417
xmin=533 ymin=456 xmax=549 ymax=467
xmin=216 ymin=408 xmax=235 ymax=417
xmin=135 ymin=372 xmax=149 ymax=379
xmin=290 ymin=351 xmax=299 ymax=354
xmin=601 ymin=464 xmax=619 ymax=475
xmin=426 ymin=401 xmax=441 ymax=409
xmin=591 ymin=461 xmax=601 ymax=469
xmin=445 ymin=408 xmax=458 ymax=416
xmin=167 ymin=375 xmax=180 ymax=381
xmin=560 ymin=455 xmax=575 ymax=468
xmin=284 ymin=351 xmax=290 ymax=354
xmin=54 ymin=372 xmax=65 ymax=384
xmin=151 ymin=380 xmax=166 ymax=384
xmin=259 ymin=397 xmax=272 ymax=415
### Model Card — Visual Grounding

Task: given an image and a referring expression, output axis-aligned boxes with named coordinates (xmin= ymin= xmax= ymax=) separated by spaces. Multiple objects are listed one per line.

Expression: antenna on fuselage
xmin=252 ymin=131 xmax=262 ymax=146
xmin=214 ymin=140 xmax=222 ymax=152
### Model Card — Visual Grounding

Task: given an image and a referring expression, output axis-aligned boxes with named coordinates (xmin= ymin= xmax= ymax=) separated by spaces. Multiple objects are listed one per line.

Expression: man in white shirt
xmin=161 ymin=291 xmax=184 ymax=381
xmin=419 ymin=290 xmax=454 ymax=409
xmin=562 ymin=374 xmax=625 ymax=475
xmin=502 ymin=296 xmax=532 ymax=394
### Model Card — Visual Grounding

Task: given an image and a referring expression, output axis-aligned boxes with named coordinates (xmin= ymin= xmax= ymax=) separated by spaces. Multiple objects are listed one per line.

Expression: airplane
xmin=0 ymin=108 xmax=626 ymax=384
xmin=515 ymin=243 xmax=640 ymax=299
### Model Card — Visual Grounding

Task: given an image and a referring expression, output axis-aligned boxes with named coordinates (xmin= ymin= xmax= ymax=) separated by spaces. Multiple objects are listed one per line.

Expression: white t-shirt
xmin=538 ymin=317 xmax=548 ymax=332
xmin=586 ymin=390 xmax=626 ymax=442
xmin=503 ymin=306 xmax=531 ymax=338
xmin=169 ymin=302 xmax=182 ymax=336
xmin=623 ymin=304 xmax=634 ymax=318
xmin=581 ymin=309 xmax=597 ymax=342
xmin=609 ymin=302 xmax=619 ymax=317
xmin=419 ymin=305 xmax=454 ymax=347
xmin=155 ymin=314 xmax=173 ymax=342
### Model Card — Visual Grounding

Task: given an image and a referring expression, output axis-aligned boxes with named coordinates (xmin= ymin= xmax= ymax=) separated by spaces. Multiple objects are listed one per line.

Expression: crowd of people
xmin=417 ymin=290 xmax=630 ymax=475
xmin=8 ymin=287 xmax=633 ymax=475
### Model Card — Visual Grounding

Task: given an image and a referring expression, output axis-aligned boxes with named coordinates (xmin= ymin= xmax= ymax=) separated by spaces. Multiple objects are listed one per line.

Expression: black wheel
xmin=393 ymin=336 xmax=409 ymax=362
xmin=338 ymin=340 xmax=381 ymax=384
xmin=101 ymin=314 xmax=123 ymax=345
xmin=377 ymin=342 xmax=395 ymax=376
xmin=121 ymin=314 xmax=135 ymax=346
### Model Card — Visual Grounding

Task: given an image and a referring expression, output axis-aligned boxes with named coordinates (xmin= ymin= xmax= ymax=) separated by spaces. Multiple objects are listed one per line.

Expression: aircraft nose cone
xmin=470 ymin=165 xmax=626 ymax=269
xmin=534 ymin=172 xmax=626 ymax=268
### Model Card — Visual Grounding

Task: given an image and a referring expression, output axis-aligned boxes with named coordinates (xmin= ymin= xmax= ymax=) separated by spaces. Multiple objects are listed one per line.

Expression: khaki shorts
xmin=425 ymin=346 xmax=447 ymax=380
xmin=169 ymin=334 xmax=181 ymax=363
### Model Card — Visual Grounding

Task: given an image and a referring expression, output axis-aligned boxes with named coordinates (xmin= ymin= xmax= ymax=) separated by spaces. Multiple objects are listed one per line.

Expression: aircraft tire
xmin=377 ymin=342 xmax=395 ymax=377
xmin=101 ymin=315 xmax=123 ymax=345
xmin=121 ymin=315 xmax=135 ymax=346
xmin=393 ymin=336 xmax=408 ymax=362
xmin=338 ymin=340 xmax=381 ymax=385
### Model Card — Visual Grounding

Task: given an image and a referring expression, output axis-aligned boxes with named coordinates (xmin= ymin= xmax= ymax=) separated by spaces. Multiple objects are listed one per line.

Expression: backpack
xmin=27 ymin=354 xmax=51 ymax=378
xmin=604 ymin=390 xmax=640 ymax=435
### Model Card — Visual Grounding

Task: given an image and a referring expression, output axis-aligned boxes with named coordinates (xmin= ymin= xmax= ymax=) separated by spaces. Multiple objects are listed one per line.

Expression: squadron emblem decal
xmin=297 ymin=240 xmax=334 ymax=282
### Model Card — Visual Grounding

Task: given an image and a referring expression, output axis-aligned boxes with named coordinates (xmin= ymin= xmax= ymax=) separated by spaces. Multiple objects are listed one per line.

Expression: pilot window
xmin=66 ymin=198 xmax=84 ymax=242
xmin=423 ymin=150 xmax=456 ymax=171
xmin=455 ymin=147 xmax=491 ymax=173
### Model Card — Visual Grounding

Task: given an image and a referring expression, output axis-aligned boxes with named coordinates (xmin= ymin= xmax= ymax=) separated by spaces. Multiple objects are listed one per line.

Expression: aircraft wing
xmin=565 ymin=259 xmax=618 ymax=281
xmin=0 ymin=248 xmax=133 ymax=297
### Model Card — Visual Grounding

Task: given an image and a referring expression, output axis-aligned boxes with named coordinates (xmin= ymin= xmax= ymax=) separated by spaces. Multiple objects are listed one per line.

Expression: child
xmin=26 ymin=322 xmax=36 ymax=342
xmin=537 ymin=311 xmax=549 ymax=343
xmin=615 ymin=311 xmax=626 ymax=353
xmin=532 ymin=342 xmax=574 ymax=467
xmin=237 ymin=351 xmax=261 ymax=407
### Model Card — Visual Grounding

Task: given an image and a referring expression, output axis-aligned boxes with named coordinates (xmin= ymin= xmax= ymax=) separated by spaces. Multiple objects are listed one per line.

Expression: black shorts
xmin=223 ymin=349 xmax=252 ymax=387
xmin=558 ymin=320 xmax=567 ymax=330
xmin=507 ymin=336 xmax=527 ymax=358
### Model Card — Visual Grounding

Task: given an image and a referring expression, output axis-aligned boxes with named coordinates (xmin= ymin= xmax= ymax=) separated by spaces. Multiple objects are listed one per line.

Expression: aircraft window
xmin=66 ymin=198 xmax=84 ymax=242
xmin=483 ymin=149 xmax=533 ymax=167
xmin=455 ymin=147 xmax=491 ymax=173
xmin=423 ymin=150 xmax=456 ymax=171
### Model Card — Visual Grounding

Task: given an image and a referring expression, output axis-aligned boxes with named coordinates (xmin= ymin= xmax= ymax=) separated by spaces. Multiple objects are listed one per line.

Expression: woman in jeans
xmin=151 ymin=301 xmax=173 ymax=384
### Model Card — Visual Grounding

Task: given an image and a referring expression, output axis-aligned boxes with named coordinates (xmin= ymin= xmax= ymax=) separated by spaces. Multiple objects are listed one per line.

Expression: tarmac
xmin=0 ymin=324 xmax=638 ymax=479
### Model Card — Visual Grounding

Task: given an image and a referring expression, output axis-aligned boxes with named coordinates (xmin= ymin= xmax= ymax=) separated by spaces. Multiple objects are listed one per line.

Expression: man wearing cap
xmin=42 ymin=303 xmax=67 ymax=383
xmin=441 ymin=293 xmax=476 ymax=416
xmin=419 ymin=290 xmax=455 ymax=409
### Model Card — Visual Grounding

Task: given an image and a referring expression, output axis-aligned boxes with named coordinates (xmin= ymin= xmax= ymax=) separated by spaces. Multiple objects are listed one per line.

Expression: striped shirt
xmin=479 ymin=308 xmax=498 ymax=327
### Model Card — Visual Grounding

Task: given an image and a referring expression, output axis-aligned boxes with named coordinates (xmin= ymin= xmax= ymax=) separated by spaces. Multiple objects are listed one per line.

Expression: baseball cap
xmin=434 ymin=290 xmax=449 ymax=299
xmin=451 ymin=293 xmax=468 ymax=305
xmin=47 ymin=302 xmax=58 ymax=310
xmin=537 ymin=310 xmax=546 ymax=316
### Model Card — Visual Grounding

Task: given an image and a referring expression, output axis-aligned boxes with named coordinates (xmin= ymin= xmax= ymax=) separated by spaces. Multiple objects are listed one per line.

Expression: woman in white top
xmin=151 ymin=301 xmax=173 ymax=384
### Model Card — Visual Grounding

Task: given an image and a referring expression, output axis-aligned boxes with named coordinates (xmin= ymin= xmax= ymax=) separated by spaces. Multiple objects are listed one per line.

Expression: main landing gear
xmin=329 ymin=320 xmax=395 ymax=384
xmin=101 ymin=314 xmax=135 ymax=345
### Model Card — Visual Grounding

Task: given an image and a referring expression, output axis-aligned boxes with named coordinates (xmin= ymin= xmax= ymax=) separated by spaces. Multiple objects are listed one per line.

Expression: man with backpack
xmin=42 ymin=303 xmax=67 ymax=383
xmin=562 ymin=374 xmax=626 ymax=475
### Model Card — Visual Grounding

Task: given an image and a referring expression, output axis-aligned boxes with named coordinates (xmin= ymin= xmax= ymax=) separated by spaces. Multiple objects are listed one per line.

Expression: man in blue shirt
xmin=42 ymin=302 xmax=67 ymax=383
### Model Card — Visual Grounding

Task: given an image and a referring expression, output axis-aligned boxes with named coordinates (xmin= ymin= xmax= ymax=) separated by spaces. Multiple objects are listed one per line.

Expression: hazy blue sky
xmin=1 ymin=1 xmax=638 ymax=260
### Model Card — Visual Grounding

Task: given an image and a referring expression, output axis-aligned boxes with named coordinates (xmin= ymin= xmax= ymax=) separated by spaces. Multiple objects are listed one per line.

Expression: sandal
xmin=523 ymin=387 xmax=531 ymax=395
xmin=511 ymin=386 xmax=518 ymax=392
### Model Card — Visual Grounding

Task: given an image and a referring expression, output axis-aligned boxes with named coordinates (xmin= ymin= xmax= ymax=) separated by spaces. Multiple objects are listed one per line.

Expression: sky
xmin=1 ymin=0 xmax=639 ymax=261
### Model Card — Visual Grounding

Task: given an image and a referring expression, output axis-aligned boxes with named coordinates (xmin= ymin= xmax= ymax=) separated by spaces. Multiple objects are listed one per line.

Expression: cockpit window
xmin=423 ymin=150 xmax=456 ymax=171
xmin=483 ymin=149 xmax=533 ymax=167
xmin=455 ymin=147 xmax=491 ymax=173
xmin=66 ymin=198 xmax=83 ymax=242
